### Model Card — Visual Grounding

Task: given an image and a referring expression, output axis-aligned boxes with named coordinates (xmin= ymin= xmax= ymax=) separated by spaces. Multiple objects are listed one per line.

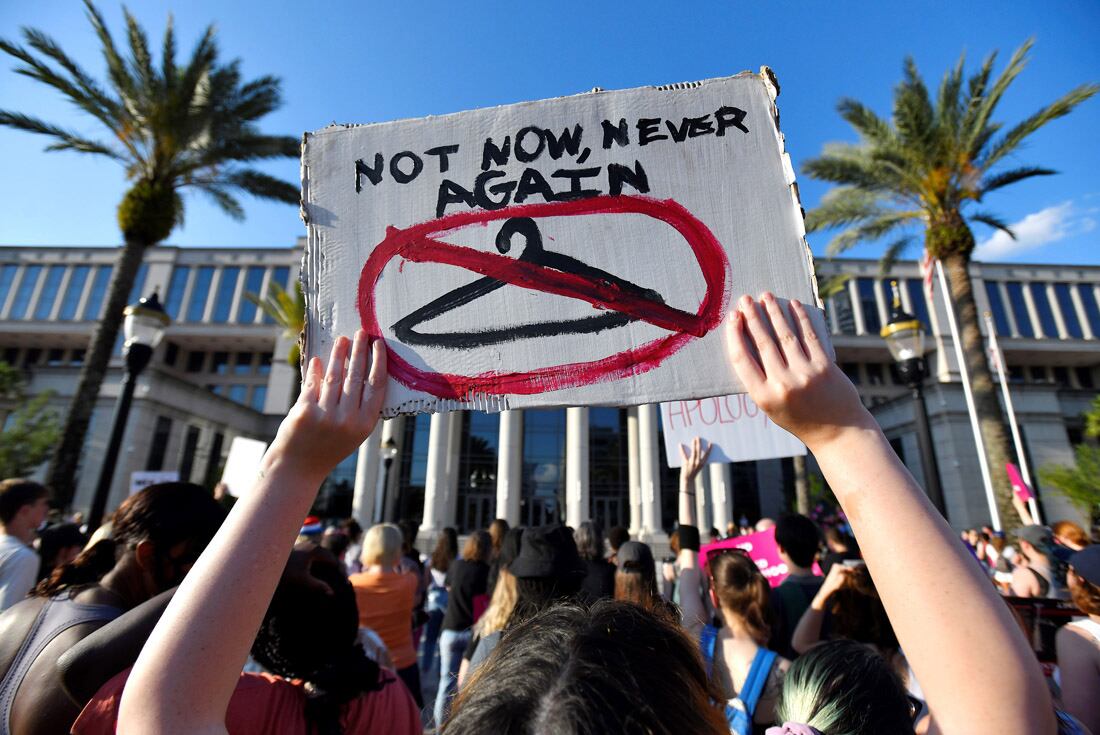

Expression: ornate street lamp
xmin=881 ymin=281 xmax=946 ymax=517
xmin=379 ymin=437 xmax=400 ymax=522
xmin=87 ymin=292 xmax=170 ymax=530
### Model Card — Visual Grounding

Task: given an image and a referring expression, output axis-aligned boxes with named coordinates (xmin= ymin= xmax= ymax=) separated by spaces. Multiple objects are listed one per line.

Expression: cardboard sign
xmin=129 ymin=471 xmax=179 ymax=496
xmin=1006 ymin=462 xmax=1034 ymax=502
xmin=660 ymin=394 xmax=805 ymax=467
xmin=220 ymin=437 xmax=269 ymax=498
xmin=302 ymin=71 xmax=831 ymax=416
xmin=698 ymin=526 xmax=823 ymax=588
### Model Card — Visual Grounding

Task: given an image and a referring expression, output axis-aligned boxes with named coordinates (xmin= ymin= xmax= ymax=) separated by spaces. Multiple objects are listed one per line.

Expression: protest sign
xmin=302 ymin=70 xmax=831 ymax=415
xmin=1006 ymin=462 xmax=1034 ymax=502
xmin=220 ymin=437 xmax=269 ymax=498
xmin=698 ymin=526 xmax=821 ymax=588
xmin=129 ymin=471 xmax=179 ymax=496
xmin=660 ymin=394 xmax=805 ymax=467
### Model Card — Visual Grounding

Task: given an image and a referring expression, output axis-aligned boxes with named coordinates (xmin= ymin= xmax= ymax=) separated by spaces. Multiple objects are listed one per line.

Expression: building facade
xmin=1 ymin=243 xmax=1097 ymax=536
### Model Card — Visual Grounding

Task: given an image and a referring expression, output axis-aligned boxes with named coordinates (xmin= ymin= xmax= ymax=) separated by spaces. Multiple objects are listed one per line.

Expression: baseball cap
xmin=1014 ymin=525 xmax=1053 ymax=549
xmin=299 ymin=515 xmax=324 ymax=536
xmin=615 ymin=540 xmax=655 ymax=570
xmin=1069 ymin=545 xmax=1100 ymax=586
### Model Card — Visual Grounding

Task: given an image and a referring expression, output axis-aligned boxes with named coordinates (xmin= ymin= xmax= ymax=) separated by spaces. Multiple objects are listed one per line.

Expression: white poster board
xmin=220 ymin=437 xmax=269 ymax=498
xmin=129 ymin=471 xmax=179 ymax=496
xmin=302 ymin=70 xmax=830 ymax=416
xmin=661 ymin=394 xmax=805 ymax=468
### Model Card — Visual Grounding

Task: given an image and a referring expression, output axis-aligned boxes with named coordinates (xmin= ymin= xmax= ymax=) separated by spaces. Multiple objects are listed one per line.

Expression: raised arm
xmin=728 ymin=294 xmax=1053 ymax=734
xmin=677 ymin=437 xmax=711 ymax=529
xmin=118 ymin=332 xmax=386 ymax=734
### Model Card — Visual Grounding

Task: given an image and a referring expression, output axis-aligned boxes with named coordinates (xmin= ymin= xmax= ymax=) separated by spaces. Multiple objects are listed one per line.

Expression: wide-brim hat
xmin=509 ymin=525 xmax=583 ymax=580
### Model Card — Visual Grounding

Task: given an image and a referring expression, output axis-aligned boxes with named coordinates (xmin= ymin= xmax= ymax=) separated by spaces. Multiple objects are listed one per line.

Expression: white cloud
xmin=973 ymin=200 xmax=1097 ymax=260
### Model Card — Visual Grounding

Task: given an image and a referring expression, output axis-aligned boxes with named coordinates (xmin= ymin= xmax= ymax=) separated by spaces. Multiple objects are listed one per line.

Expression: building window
xmin=22 ymin=348 xmax=42 ymax=367
xmin=127 ymin=262 xmax=149 ymax=303
xmin=186 ymin=351 xmax=205 ymax=372
xmin=227 ymin=384 xmax=248 ymax=404
xmin=1053 ymin=283 xmax=1083 ymax=339
xmin=1053 ymin=366 xmax=1069 ymax=386
xmin=1077 ymin=284 xmax=1100 ymax=337
xmin=146 ymin=416 xmax=173 ymax=471
xmin=250 ymin=385 xmax=267 ymax=412
xmin=233 ymin=352 xmax=253 ymax=374
xmin=590 ymin=408 xmax=628 ymax=531
xmin=984 ymin=281 xmax=1011 ymax=336
xmin=263 ymin=266 xmax=291 ymax=324
xmin=46 ymin=348 xmax=65 ymax=366
xmin=856 ymin=278 xmax=881 ymax=335
xmin=185 ymin=266 xmax=214 ymax=322
xmin=2 ymin=348 xmax=18 ymax=365
xmin=179 ymin=425 xmax=201 ymax=482
xmin=237 ymin=266 xmax=266 ymax=323
xmin=730 ymin=461 xmax=761 ymax=526
xmin=866 ymin=363 xmax=885 ymax=386
xmin=211 ymin=267 xmax=240 ymax=323
xmin=1028 ymin=283 xmax=1058 ymax=338
xmin=397 ymin=414 xmax=432 ymax=525
xmin=1008 ymin=365 xmax=1025 ymax=383
xmin=70 ymin=349 xmax=85 ymax=365
xmin=0 ymin=264 xmax=18 ymax=311
xmin=164 ymin=266 xmax=190 ymax=320
xmin=1028 ymin=366 xmax=1048 ymax=383
xmin=204 ymin=431 xmax=226 ymax=488
xmin=9 ymin=265 xmax=43 ymax=319
xmin=58 ymin=265 xmax=90 ymax=320
xmin=828 ymin=288 xmax=856 ymax=335
xmin=33 ymin=265 xmax=66 ymax=319
xmin=164 ymin=342 xmax=179 ymax=367
xmin=905 ymin=278 xmax=931 ymax=331
xmin=1077 ymin=367 xmax=1095 ymax=390
xmin=1004 ymin=282 xmax=1034 ymax=338
xmin=456 ymin=412 xmax=500 ymax=533
xmin=522 ymin=409 xmax=566 ymax=527
xmin=841 ymin=362 xmax=861 ymax=384
xmin=211 ymin=351 xmax=230 ymax=375
xmin=82 ymin=266 xmax=113 ymax=320
xmin=208 ymin=384 xmax=224 ymax=396
xmin=257 ymin=353 xmax=273 ymax=375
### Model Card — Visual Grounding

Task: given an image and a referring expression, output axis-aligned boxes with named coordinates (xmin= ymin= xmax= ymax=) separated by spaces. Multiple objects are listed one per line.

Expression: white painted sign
xmin=660 ymin=394 xmax=805 ymax=467
xmin=302 ymin=70 xmax=831 ymax=416
xmin=129 ymin=471 xmax=179 ymax=496
xmin=220 ymin=437 xmax=269 ymax=498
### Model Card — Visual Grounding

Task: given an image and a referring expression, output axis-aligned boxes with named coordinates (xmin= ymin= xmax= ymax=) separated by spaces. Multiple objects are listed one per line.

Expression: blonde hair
xmin=361 ymin=523 xmax=403 ymax=567
xmin=474 ymin=568 xmax=519 ymax=637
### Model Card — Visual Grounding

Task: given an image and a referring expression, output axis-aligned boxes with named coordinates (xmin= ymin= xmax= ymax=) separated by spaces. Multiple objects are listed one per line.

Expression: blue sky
xmin=1 ymin=1 xmax=1097 ymax=264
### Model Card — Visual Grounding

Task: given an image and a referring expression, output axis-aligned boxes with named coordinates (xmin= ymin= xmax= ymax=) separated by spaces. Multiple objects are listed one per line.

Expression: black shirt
xmin=442 ymin=558 xmax=488 ymax=631
xmin=578 ymin=558 xmax=616 ymax=604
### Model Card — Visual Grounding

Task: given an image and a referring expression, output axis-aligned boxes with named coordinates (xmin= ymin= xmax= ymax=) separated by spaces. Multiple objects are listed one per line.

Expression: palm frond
xmin=935 ymin=52 xmax=966 ymax=136
xmin=894 ymin=57 xmax=935 ymax=154
xmin=816 ymin=273 xmax=852 ymax=299
xmin=981 ymin=83 xmax=1100 ymax=169
xmin=968 ymin=210 xmax=1015 ymax=239
xmin=123 ymin=7 xmax=156 ymax=99
xmin=82 ymin=0 xmax=138 ymax=108
xmin=197 ymin=184 xmax=244 ymax=220
xmin=804 ymin=187 xmax=888 ymax=232
xmin=836 ymin=99 xmax=894 ymax=145
xmin=878 ymin=235 xmax=915 ymax=275
xmin=0 ymin=110 xmax=124 ymax=160
xmin=979 ymin=166 xmax=1055 ymax=195
xmin=224 ymin=169 xmax=299 ymax=203
xmin=161 ymin=14 xmax=175 ymax=95
xmin=964 ymin=39 xmax=1033 ymax=157
xmin=826 ymin=211 xmax=920 ymax=256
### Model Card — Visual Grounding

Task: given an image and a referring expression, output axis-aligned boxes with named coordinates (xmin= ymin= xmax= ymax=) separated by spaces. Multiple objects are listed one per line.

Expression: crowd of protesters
xmin=0 ymin=295 xmax=1098 ymax=733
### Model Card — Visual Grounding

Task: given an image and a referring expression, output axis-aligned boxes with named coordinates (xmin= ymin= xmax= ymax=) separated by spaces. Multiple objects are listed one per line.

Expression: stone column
xmin=418 ymin=412 xmax=451 ymax=541
xmin=695 ymin=468 xmax=711 ymax=532
xmin=626 ymin=406 xmax=642 ymax=538
xmin=496 ymin=409 xmax=523 ymax=525
xmin=709 ymin=462 xmax=732 ymax=534
xmin=565 ymin=407 xmax=590 ymax=528
xmin=351 ymin=424 xmax=382 ymax=528
xmin=638 ymin=403 xmax=662 ymax=541
xmin=441 ymin=411 xmax=463 ymax=529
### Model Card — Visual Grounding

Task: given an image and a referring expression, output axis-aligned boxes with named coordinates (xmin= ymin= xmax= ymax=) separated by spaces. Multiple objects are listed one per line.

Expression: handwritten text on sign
xmin=660 ymin=393 xmax=805 ymax=467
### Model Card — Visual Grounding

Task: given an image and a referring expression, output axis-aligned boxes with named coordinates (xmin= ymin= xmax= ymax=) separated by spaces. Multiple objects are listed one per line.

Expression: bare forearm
xmin=791 ymin=607 xmax=825 ymax=654
xmin=678 ymin=478 xmax=697 ymax=527
xmin=811 ymin=426 xmax=1053 ymax=733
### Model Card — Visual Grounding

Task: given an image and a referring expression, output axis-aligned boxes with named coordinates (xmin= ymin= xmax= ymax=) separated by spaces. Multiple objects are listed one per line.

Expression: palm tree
xmin=803 ymin=40 xmax=1097 ymax=527
xmin=0 ymin=2 xmax=300 ymax=508
xmin=244 ymin=280 xmax=305 ymax=373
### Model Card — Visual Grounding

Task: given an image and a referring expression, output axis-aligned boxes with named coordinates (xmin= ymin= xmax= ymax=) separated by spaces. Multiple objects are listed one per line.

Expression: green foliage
xmin=244 ymin=280 xmax=305 ymax=368
xmin=803 ymin=39 xmax=1098 ymax=264
xmin=1038 ymin=396 xmax=1100 ymax=520
xmin=0 ymin=363 xmax=61 ymax=479
xmin=0 ymin=0 xmax=300 ymax=245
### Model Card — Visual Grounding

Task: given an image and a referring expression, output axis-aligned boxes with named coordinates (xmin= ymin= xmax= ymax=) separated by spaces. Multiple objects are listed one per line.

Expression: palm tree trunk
xmin=46 ymin=236 xmax=149 ymax=510
xmin=941 ymin=253 xmax=1018 ymax=530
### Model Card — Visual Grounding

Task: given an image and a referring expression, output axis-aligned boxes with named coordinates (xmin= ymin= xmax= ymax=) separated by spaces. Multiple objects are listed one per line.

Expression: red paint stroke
xmin=357 ymin=195 xmax=731 ymax=399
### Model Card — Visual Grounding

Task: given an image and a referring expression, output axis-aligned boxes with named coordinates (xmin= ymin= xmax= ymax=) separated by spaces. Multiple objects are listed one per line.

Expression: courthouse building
xmin=1 ymin=242 xmax=1097 ymax=538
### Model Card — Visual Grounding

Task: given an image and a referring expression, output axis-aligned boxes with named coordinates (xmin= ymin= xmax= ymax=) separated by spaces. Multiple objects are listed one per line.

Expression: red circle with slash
xmin=357 ymin=194 xmax=730 ymax=399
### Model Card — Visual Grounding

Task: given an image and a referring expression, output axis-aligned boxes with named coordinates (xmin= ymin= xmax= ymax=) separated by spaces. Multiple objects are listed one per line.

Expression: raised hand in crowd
xmin=678 ymin=436 xmax=712 ymax=528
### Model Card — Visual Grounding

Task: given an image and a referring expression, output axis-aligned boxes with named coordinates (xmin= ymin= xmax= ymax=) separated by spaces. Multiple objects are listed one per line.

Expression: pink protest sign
xmin=1006 ymin=463 xmax=1034 ymax=502
xmin=698 ymin=527 xmax=818 ymax=588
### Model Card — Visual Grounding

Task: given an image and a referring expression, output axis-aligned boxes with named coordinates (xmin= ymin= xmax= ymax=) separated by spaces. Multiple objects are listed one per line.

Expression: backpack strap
xmin=699 ymin=624 xmax=718 ymax=679
xmin=738 ymin=647 xmax=778 ymax=716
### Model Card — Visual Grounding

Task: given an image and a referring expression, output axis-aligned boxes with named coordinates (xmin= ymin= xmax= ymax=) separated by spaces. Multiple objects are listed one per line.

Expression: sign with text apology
xmin=301 ymin=69 xmax=830 ymax=416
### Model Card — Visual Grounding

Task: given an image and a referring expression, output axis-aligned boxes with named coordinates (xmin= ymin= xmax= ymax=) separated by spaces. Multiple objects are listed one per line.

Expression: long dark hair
xmin=707 ymin=549 xmax=773 ymax=645
xmin=431 ymin=527 xmax=458 ymax=572
xmin=35 ymin=483 xmax=224 ymax=598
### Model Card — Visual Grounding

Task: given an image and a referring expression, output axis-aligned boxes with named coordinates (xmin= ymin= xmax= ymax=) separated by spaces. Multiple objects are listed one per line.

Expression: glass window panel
xmin=70 ymin=349 xmax=85 ymax=365
xmin=1053 ymin=284 xmax=1083 ymax=339
xmin=828 ymin=288 xmax=856 ymax=335
xmin=237 ymin=266 xmax=266 ymax=323
xmin=228 ymin=384 xmax=248 ymax=404
xmin=1053 ymin=366 xmax=1070 ymax=386
xmin=58 ymin=265 xmax=90 ymax=320
xmin=145 ymin=416 xmax=173 ymax=471
xmin=1076 ymin=367 xmax=1095 ymax=390
xmin=250 ymin=385 xmax=268 ymax=412
xmin=856 ymin=278 xmax=881 ymax=335
xmin=185 ymin=266 xmax=214 ymax=322
xmin=1004 ymin=282 xmax=1034 ymax=338
xmin=263 ymin=267 xmax=291 ymax=324
xmin=0 ymin=265 xmax=18 ymax=310
xmin=33 ymin=265 xmax=66 ymax=319
xmin=1028 ymin=283 xmax=1058 ymax=338
xmin=905 ymin=279 xmax=931 ymax=331
xmin=866 ymin=363 xmax=885 ymax=386
xmin=589 ymin=407 xmax=628 ymax=531
xmin=456 ymin=412 xmax=500 ymax=532
xmin=233 ymin=352 xmax=253 ymax=374
xmin=82 ymin=266 xmax=113 ymax=320
xmin=127 ymin=262 xmax=149 ymax=303
xmin=1078 ymin=284 xmax=1100 ymax=337
xmin=9 ymin=265 xmax=43 ymax=319
xmin=186 ymin=351 xmax=205 ymax=372
xmin=164 ymin=266 xmax=190 ymax=320
xmin=257 ymin=353 xmax=273 ymax=375
xmin=521 ymin=409 xmax=566 ymax=527
xmin=984 ymin=281 xmax=1011 ymax=336
xmin=46 ymin=348 xmax=65 ymax=366
xmin=211 ymin=267 xmax=240 ymax=323
xmin=211 ymin=351 xmax=230 ymax=375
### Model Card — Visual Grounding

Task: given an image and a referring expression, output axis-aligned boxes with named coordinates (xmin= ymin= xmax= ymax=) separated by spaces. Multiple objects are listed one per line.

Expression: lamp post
xmin=87 ymin=292 xmax=170 ymax=531
xmin=379 ymin=437 xmax=400 ymax=522
xmin=881 ymin=281 xmax=947 ymax=518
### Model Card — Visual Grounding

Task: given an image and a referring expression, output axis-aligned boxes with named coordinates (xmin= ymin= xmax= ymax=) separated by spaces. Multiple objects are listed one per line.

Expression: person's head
xmin=823 ymin=526 xmax=853 ymax=553
xmin=755 ymin=517 xmax=776 ymax=533
xmin=726 ymin=521 xmax=737 ymax=537
xmin=824 ymin=564 xmax=899 ymax=654
xmin=672 ymin=525 xmax=701 ymax=554
xmin=475 ymin=527 xmax=524 ymax=637
xmin=298 ymin=515 xmax=324 ymax=544
xmin=965 ymin=528 xmax=979 ymax=546
xmin=340 ymin=518 xmax=363 ymax=544
xmin=706 ymin=549 xmax=771 ymax=645
xmin=431 ymin=527 xmax=459 ymax=572
xmin=608 ymin=525 xmax=629 ymax=553
xmin=397 ymin=519 xmax=420 ymax=557
xmin=320 ymin=529 xmax=350 ymax=561
xmin=36 ymin=482 xmax=225 ymax=600
xmin=1052 ymin=520 xmax=1090 ymax=551
xmin=775 ymin=513 xmax=820 ymax=570
xmin=1068 ymin=545 xmax=1100 ymax=616
xmin=252 ymin=547 xmax=383 ymax=734
xmin=574 ymin=520 xmax=605 ymax=562
xmin=361 ymin=523 xmax=403 ymax=568
xmin=708 ymin=527 xmax=721 ymax=543
xmin=34 ymin=522 xmax=86 ymax=582
xmin=777 ymin=639 xmax=916 ymax=735
xmin=510 ymin=525 xmax=585 ymax=621
xmin=488 ymin=518 xmax=510 ymax=557
xmin=0 ymin=479 xmax=50 ymax=541
xmin=1014 ymin=525 xmax=1055 ymax=563
xmin=448 ymin=601 xmax=727 ymax=735
xmin=614 ymin=541 xmax=661 ymax=611
xmin=463 ymin=529 xmax=493 ymax=564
